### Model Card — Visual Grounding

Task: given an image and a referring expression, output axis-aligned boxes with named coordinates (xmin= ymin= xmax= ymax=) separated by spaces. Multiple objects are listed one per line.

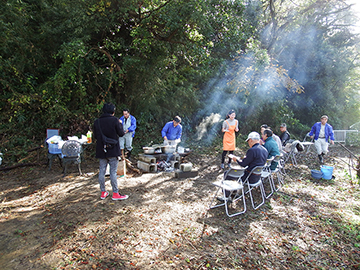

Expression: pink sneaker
xmin=100 ymin=191 xmax=109 ymax=200
xmin=112 ymin=193 xmax=129 ymax=201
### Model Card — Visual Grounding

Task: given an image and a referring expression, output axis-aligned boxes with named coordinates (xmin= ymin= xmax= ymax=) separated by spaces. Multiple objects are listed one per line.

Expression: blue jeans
xmin=98 ymin=157 xmax=119 ymax=193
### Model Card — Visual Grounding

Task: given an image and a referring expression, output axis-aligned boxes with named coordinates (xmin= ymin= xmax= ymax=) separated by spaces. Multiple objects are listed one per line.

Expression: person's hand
xmin=164 ymin=136 xmax=167 ymax=141
xmin=119 ymin=119 xmax=122 ymax=123
xmin=232 ymin=157 xmax=237 ymax=162
xmin=330 ymin=140 xmax=334 ymax=145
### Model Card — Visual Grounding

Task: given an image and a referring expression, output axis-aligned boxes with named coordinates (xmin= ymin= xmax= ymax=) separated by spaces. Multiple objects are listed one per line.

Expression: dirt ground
xmin=0 ymin=144 xmax=360 ymax=270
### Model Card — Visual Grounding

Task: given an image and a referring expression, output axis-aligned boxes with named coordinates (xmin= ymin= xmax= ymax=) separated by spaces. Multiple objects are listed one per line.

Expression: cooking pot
xmin=143 ymin=147 xmax=155 ymax=154
xmin=161 ymin=145 xmax=176 ymax=154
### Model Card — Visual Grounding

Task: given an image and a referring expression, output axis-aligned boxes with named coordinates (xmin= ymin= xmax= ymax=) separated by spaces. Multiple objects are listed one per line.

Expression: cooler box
xmin=48 ymin=143 xmax=62 ymax=154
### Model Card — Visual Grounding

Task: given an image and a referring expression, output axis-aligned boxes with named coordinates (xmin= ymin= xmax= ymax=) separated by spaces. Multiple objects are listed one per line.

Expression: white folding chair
xmin=244 ymin=166 xmax=266 ymax=210
xmin=284 ymin=140 xmax=300 ymax=166
xmin=303 ymin=132 xmax=315 ymax=154
xmin=271 ymin=155 xmax=284 ymax=191
xmin=261 ymin=158 xmax=274 ymax=199
xmin=209 ymin=167 xmax=246 ymax=217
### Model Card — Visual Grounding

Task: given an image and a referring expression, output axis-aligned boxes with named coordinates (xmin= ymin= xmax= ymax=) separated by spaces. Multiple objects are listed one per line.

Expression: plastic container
xmin=311 ymin=170 xmax=323 ymax=179
xmin=48 ymin=143 xmax=62 ymax=154
xmin=86 ymin=131 xmax=92 ymax=144
xmin=321 ymin=165 xmax=334 ymax=180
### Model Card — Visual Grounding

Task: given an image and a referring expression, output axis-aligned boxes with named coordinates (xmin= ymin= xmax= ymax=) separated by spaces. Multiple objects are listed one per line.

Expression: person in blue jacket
xmin=119 ymin=108 xmax=137 ymax=159
xmin=161 ymin=116 xmax=182 ymax=145
xmin=309 ymin=115 xmax=335 ymax=163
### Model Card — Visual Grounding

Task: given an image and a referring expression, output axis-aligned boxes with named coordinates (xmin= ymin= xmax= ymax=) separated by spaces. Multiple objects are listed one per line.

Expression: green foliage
xmin=0 ymin=0 xmax=359 ymax=166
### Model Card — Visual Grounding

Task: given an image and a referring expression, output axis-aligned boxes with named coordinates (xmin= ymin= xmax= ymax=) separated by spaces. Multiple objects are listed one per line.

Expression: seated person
xmin=231 ymin=132 xmax=268 ymax=184
xmin=161 ymin=116 xmax=182 ymax=145
xmin=279 ymin=123 xmax=290 ymax=146
xmin=260 ymin=124 xmax=282 ymax=151
xmin=261 ymin=129 xmax=280 ymax=170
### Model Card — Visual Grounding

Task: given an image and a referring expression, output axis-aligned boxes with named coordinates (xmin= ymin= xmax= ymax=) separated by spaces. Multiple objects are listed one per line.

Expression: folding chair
xmin=261 ymin=158 xmax=274 ymax=199
xmin=284 ymin=140 xmax=300 ymax=166
xmin=302 ymin=132 xmax=315 ymax=154
xmin=278 ymin=151 xmax=287 ymax=176
xmin=244 ymin=166 xmax=266 ymax=210
xmin=46 ymin=129 xmax=61 ymax=170
xmin=209 ymin=167 xmax=247 ymax=217
xmin=271 ymin=155 xmax=284 ymax=191
xmin=61 ymin=140 xmax=83 ymax=177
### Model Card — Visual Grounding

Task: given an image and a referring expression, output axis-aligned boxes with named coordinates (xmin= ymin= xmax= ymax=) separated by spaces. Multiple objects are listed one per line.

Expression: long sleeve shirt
xmin=161 ymin=121 xmax=182 ymax=140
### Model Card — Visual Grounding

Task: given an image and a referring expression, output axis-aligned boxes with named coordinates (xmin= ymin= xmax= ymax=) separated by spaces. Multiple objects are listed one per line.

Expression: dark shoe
xmin=318 ymin=155 xmax=323 ymax=164
xmin=217 ymin=196 xmax=232 ymax=203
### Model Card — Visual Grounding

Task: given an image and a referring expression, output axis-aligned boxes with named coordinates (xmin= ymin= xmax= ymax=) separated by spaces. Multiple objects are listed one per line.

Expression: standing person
xmin=279 ymin=123 xmax=291 ymax=146
xmin=93 ymin=103 xmax=128 ymax=201
xmin=161 ymin=116 xmax=182 ymax=145
xmin=308 ymin=115 xmax=335 ymax=164
xmin=219 ymin=132 xmax=268 ymax=201
xmin=119 ymin=108 xmax=137 ymax=159
xmin=221 ymin=110 xmax=239 ymax=169
xmin=262 ymin=129 xmax=280 ymax=170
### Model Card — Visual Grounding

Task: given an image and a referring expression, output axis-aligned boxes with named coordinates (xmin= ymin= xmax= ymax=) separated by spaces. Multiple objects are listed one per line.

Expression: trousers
xmin=98 ymin=157 xmax=119 ymax=193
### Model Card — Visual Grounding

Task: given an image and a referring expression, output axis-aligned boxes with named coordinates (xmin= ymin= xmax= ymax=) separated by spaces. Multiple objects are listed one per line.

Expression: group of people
xmin=221 ymin=110 xmax=335 ymax=177
xmin=92 ymin=103 xmax=334 ymax=201
xmin=93 ymin=103 xmax=183 ymax=201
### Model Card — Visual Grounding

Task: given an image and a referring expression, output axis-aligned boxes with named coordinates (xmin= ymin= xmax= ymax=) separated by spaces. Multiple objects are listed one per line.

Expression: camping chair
xmin=283 ymin=140 xmax=301 ymax=166
xmin=244 ymin=166 xmax=266 ymax=210
xmin=261 ymin=158 xmax=274 ymax=199
xmin=302 ymin=132 xmax=315 ymax=154
xmin=271 ymin=154 xmax=284 ymax=192
xmin=61 ymin=140 xmax=82 ymax=177
xmin=209 ymin=167 xmax=247 ymax=217
xmin=46 ymin=129 xmax=61 ymax=170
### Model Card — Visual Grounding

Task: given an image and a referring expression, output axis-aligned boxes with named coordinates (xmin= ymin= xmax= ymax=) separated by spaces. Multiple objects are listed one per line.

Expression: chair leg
xmin=273 ymin=171 xmax=283 ymax=192
xmin=263 ymin=174 xmax=274 ymax=199
xmin=226 ymin=188 xmax=246 ymax=217
xmin=247 ymin=182 xmax=265 ymax=210
xmin=209 ymin=187 xmax=225 ymax=209
xmin=77 ymin=163 xmax=82 ymax=175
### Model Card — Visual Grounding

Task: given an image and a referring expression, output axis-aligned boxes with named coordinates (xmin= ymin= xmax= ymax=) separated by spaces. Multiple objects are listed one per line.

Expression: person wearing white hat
xmin=231 ymin=131 xmax=268 ymax=184
xmin=309 ymin=115 xmax=335 ymax=163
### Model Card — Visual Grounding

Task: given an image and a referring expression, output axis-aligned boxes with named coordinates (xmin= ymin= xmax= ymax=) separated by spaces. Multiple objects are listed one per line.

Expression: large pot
xmin=161 ymin=145 xmax=176 ymax=154
xmin=143 ymin=147 xmax=155 ymax=154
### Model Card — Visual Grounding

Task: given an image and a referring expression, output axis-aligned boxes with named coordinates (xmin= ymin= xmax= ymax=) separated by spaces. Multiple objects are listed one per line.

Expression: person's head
xmin=280 ymin=123 xmax=287 ymax=132
xmin=102 ymin=103 xmax=116 ymax=115
xmin=260 ymin=124 xmax=269 ymax=134
xmin=321 ymin=115 xmax=328 ymax=125
xmin=262 ymin=129 xmax=273 ymax=141
xmin=227 ymin=109 xmax=236 ymax=120
xmin=246 ymin=131 xmax=260 ymax=147
xmin=123 ymin=108 xmax=130 ymax=119
xmin=173 ymin=116 xmax=181 ymax=127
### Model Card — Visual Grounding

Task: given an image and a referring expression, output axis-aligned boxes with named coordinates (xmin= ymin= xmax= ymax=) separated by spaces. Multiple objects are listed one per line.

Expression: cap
xmin=280 ymin=123 xmax=286 ymax=127
xmin=321 ymin=115 xmax=328 ymax=120
xmin=246 ymin=131 xmax=260 ymax=141
xmin=174 ymin=116 xmax=181 ymax=123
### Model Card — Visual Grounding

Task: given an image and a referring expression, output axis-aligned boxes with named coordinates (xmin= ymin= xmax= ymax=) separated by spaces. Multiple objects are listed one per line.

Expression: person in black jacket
xmin=93 ymin=103 xmax=128 ymax=201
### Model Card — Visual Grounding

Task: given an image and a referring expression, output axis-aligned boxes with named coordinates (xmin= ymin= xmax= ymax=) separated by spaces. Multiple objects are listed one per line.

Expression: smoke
xmin=194 ymin=52 xmax=288 ymax=143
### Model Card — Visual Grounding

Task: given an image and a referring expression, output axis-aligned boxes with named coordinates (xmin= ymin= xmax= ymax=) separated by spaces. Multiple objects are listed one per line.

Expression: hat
xmin=280 ymin=123 xmax=287 ymax=127
xmin=246 ymin=131 xmax=260 ymax=141
xmin=321 ymin=115 xmax=328 ymax=120
xmin=174 ymin=116 xmax=181 ymax=123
